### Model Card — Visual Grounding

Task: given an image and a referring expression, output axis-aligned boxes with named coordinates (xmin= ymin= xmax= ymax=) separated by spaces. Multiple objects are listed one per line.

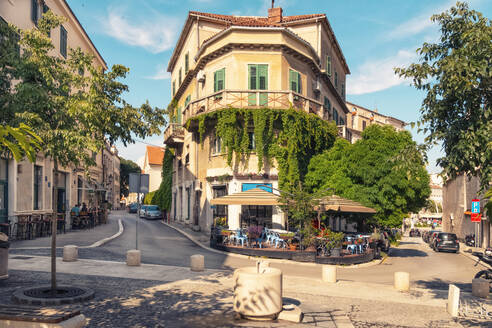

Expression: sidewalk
xmin=10 ymin=210 xmax=124 ymax=249
xmin=4 ymin=254 xmax=490 ymax=327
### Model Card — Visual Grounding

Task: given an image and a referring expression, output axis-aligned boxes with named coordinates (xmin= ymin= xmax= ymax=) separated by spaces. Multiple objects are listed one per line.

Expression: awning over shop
xmin=318 ymin=195 xmax=376 ymax=214
xmin=210 ymin=188 xmax=283 ymax=206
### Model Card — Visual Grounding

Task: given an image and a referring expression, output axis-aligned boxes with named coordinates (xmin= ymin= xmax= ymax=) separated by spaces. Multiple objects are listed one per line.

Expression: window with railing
xmin=249 ymin=64 xmax=268 ymax=106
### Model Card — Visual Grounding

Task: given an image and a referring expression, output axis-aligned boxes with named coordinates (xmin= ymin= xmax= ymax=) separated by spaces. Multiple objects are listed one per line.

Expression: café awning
xmin=318 ymin=195 xmax=376 ymax=214
xmin=210 ymin=188 xmax=282 ymax=206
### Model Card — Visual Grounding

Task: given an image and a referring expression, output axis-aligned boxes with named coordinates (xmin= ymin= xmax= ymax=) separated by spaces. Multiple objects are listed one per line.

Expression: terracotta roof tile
xmin=189 ymin=11 xmax=325 ymax=27
xmin=146 ymin=145 xmax=165 ymax=166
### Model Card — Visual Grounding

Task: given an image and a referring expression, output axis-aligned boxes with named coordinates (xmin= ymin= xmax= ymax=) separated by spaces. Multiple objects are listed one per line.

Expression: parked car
xmin=144 ymin=205 xmax=162 ymax=220
xmin=423 ymin=230 xmax=439 ymax=244
xmin=128 ymin=203 xmax=138 ymax=214
xmin=409 ymin=229 xmax=421 ymax=237
xmin=433 ymin=232 xmax=459 ymax=253
xmin=138 ymin=205 xmax=149 ymax=218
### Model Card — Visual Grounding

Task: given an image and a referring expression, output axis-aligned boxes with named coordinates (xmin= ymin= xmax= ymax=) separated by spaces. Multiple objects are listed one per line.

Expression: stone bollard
xmin=126 ymin=250 xmax=141 ymax=266
xmin=190 ymin=254 xmax=204 ymax=272
xmin=447 ymin=284 xmax=460 ymax=317
xmin=394 ymin=272 xmax=410 ymax=292
xmin=472 ymin=278 xmax=489 ymax=298
xmin=63 ymin=245 xmax=78 ymax=262
xmin=322 ymin=265 xmax=337 ymax=283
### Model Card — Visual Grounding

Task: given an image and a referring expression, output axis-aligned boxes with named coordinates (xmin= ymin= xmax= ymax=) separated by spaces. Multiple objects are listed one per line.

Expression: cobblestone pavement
xmin=3 ymin=269 xmax=490 ymax=328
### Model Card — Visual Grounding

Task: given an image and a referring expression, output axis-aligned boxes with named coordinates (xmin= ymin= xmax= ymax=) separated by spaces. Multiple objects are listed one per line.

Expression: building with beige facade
xmin=341 ymin=101 xmax=406 ymax=143
xmin=142 ymin=145 xmax=165 ymax=192
xmin=163 ymin=7 xmax=351 ymax=231
xmin=0 ymin=0 xmax=120 ymax=231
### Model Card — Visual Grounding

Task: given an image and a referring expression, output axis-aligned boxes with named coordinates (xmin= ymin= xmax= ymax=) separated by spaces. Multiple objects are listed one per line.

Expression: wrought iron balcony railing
xmin=163 ymin=123 xmax=185 ymax=146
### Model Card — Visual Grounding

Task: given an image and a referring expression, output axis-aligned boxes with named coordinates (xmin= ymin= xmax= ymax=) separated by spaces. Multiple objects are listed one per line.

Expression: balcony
xmin=183 ymin=89 xmax=325 ymax=125
xmin=163 ymin=123 xmax=185 ymax=146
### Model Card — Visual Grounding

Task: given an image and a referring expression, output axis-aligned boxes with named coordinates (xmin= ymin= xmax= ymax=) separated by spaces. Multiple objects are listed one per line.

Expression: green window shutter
xmin=289 ymin=69 xmax=297 ymax=93
xmin=172 ymin=81 xmax=175 ymax=96
xmin=31 ymin=0 xmax=38 ymax=24
xmin=248 ymin=65 xmax=257 ymax=106
xmin=218 ymin=68 xmax=225 ymax=91
xmin=296 ymin=72 xmax=301 ymax=93
xmin=60 ymin=25 xmax=67 ymax=58
xmin=177 ymin=107 xmax=182 ymax=124
xmin=258 ymin=64 xmax=268 ymax=106
xmin=335 ymin=71 xmax=338 ymax=87
xmin=214 ymin=68 xmax=225 ymax=92
xmin=185 ymin=95 xmax=191 ymax=107
xmin=324 ymin=97 xmax=331 ymax=110
xmin=185 ymin=53 xmax=189 ymax=73
xmin=326 ymin=56 xmax=331 ymax=76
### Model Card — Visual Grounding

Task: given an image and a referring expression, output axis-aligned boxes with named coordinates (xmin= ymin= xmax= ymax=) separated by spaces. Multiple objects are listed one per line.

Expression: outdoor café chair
xmin=234 ymin=229 xmax=248 ymax=247
xmin=346 ymin=244 xmax=357 ymax=254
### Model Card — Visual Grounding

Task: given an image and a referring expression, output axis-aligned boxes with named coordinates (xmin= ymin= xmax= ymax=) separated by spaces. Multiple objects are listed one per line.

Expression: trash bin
xmin=0 ymin=233 xmax=9 ymax=280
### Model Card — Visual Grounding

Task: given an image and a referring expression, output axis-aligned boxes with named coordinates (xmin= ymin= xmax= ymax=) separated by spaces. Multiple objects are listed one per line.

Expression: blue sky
xmin=67 ymin=0 xmax=491 ymax=172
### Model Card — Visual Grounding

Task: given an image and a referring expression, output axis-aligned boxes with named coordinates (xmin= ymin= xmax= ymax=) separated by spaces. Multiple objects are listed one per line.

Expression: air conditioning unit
xmin=313 ymin=79 xmax=321 ymax=93
xmin=197 ymin=70 xmax=205 ymax=83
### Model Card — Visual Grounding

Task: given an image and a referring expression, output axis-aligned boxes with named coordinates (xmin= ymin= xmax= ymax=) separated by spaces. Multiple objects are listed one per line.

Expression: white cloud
xmin=387 ymin=0 xmax=482 ymax=40
xmin=147 ymin=65 xmax=171 ymax=80
xmin=346 ymin=49 xmax=416 ymax=95
xmin=102 ymin=8 xmax=179 ymax=53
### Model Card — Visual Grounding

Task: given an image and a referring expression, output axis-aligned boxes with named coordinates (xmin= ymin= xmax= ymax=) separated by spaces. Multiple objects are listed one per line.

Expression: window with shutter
xmin=172 ymin=81 xmax=176 ymax=96
xmin=335 ymin=71 xmax=338 ymax=87
xmin=177 ymin=107 xmax=182 ymax=124
xmin=185 ymin=52 xmax=189 ymax=73
xmin=185 ymin=95 xmax=191 ymax=107
xmin=60 ymin=25 xmax=67 ymax=58
xmin=42 ymin=4 xmax=50 ymax=36
xmin=333 ymin=108 xmax=338 ymax=124
xmin=248 ymin=64 xmax=268 ymax=106
xmin=342 ymin=82 xmax=345 ymax=99
xmin=214 ymin=68 xmax=225 ymax=92
xmin=179 ymin=68 xmax=182 ymax=85
xmin=289 ymin=69 xmax=301 ymax=94
xmin=326 ymin=56 xmax=332 ymax=76
xmin=31 ymin=0 xmax=38 ymax=25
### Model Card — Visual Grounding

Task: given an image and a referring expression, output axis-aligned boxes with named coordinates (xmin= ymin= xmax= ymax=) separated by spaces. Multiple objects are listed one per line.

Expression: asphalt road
xmin=10 ymin=211 xmax=485 ymax=291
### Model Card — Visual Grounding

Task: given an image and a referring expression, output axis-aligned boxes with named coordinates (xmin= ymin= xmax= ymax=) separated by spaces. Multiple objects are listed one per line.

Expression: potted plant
xmin=247 ymin=226 xmax=263 ymax=246
xmin=326 ymin=231 xmax=344 ymax=257
xmin=214 ymin=217 xmax=228 ymax=228
xmin=300 ymin=227 xmax=317 ymax=252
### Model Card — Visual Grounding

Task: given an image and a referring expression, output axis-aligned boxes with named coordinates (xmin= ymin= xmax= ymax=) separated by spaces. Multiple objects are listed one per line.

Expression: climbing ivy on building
xmin=190 ymin=108 xmax=337 ymax=192
xmin=152 ymin=147 xmax=174 ymax=212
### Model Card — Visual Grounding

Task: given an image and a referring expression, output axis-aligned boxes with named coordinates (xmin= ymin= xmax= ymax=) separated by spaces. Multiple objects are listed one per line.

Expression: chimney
xmin=268 ymin=7 xmax=283 ymax=23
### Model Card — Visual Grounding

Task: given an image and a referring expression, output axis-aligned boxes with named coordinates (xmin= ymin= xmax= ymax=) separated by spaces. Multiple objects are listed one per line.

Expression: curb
xmin=10 ymin=219 xmax=124 ymax=250
xmin=84 ymin=219 xmax=124 ymax=248
xmin=458 ymin=248 xmax=492 ymax=270
xmin=161 ymin=221 xmax=385 ymax=269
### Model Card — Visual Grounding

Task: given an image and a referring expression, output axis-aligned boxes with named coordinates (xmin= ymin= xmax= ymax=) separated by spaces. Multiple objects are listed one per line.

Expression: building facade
xmin=0 ymin=0 xmax=120 ymax=231
xmin=142 ymin=146 xmax=165 ymax=193
xmin=163 ymin=7 xmax=351 ymax=231
xmin=443 ymin=174 xmax=490 ymax=248
xmin=342 ymin=101 xmax=406 ymax=143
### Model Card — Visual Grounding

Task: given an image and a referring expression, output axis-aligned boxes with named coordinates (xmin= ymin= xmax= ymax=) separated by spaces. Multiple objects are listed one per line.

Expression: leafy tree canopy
xmin=4 ymin=11 xmax=166 ymax=171
xmin=395 ymin=2 xmax=491 ymax=190
xmin=305 ymin=125 xmax=431 ymax=228
xmin=120 ymin=158 xmax=141 ymax=197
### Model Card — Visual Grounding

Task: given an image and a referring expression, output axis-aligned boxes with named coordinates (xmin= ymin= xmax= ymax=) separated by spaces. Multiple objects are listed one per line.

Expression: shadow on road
xmin=414 ymin=277 xmax=472 ymax=294
xmin=389 ymin=248 xmax=428 ymax=258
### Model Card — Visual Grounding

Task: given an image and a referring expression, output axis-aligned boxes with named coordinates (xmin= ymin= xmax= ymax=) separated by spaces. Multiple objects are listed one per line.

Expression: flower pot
xmin=330 ymin=247 xmax=341 ymax=257
xmin=289 ymin=245 xmax=297 ymax=251
xmin=233 ymin=267 xmax=283 ymax=320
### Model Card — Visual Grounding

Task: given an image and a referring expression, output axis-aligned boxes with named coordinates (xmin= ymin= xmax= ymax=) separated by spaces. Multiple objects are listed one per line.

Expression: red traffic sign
xmin=471 ymin=213 xmax=481 ymax=222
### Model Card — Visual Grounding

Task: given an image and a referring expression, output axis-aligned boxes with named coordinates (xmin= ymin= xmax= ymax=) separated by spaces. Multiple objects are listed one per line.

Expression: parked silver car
xmin=138 ymin=205 xmax=149 ymax=218
xmin=144 ymin=205 xmax=162 ymax=220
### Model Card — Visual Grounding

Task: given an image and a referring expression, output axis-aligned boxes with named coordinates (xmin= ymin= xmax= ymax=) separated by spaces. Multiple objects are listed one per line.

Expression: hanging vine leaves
xmin=190 ymin=108 xmax=337 ymax=192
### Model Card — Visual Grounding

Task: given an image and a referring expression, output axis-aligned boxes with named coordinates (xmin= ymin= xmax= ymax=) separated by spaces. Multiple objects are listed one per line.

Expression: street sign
xmin=471 ymin=199 xmax=480 ymax=213
xmin=471 ymin=213 xmax=481 ymax=222
xmin=129 ymin=173 xmax=150 ymax=194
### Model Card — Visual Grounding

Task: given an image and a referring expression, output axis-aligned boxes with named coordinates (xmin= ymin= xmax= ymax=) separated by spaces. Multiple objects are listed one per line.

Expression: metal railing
xmin=163 ymin=123 xmax=185 ymax=145
xmin=182 ymin=89 xmax=325 ymax=123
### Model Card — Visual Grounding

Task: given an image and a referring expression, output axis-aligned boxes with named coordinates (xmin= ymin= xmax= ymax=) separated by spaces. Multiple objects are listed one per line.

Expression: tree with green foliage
xmin=0 ymin=124 xmax=41 ymax=162
xmin=305 ymin=125 xmax=430 ymax=228
xmin=3 ymin=11 xmax=166 ymax=291
xmin=120 ymin=158 xmax=141 ymax=197
xmin=394 ymin=2 xmax=491 ymax=191
xmin=152 ymin=148 xmax=174 ymax=213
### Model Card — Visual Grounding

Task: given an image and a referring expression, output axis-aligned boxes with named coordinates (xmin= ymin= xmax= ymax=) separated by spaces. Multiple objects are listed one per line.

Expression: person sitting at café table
xmin=81 ymin=203 xmax=88 ymax=213
xmin=71 ymin=204 xmax=80 ymax=216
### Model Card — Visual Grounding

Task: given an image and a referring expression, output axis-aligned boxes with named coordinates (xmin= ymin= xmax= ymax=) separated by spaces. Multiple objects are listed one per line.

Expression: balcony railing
xmin=163 ymin=123 xmax=185 ymax=146
xmin=182 ymin=89 xmax=325 ymax=124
